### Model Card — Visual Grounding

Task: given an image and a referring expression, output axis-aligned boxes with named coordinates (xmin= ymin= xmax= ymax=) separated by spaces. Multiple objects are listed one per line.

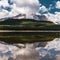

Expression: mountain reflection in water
xmin=0 ymin=38 xmax=60 ymax=60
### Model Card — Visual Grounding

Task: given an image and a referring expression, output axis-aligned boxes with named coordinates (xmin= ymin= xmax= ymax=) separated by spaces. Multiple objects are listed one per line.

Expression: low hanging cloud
xmin=0 ymin=10 xmax=9 ymax=19
xmin=44 ymin=12 xmax=60 ymax=24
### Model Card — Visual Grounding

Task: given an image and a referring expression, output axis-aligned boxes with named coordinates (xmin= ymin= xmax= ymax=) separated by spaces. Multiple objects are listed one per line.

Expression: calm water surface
xmin=0 ymin=32 xmax=60 ymax=60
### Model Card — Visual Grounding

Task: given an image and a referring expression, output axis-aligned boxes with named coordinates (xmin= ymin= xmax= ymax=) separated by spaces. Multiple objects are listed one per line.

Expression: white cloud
xmin=40 ymin=1 xmax=60 ymax=24
xmin=56 ymin=1 xmax=60 ymax=9
xmin=39 ymin=5 xmax=48 ymax=13
xmin=0 ymin=9 xmax=9 ymax=19
xmin=48 ymin=4 xmax=55 ymax=11
xmin=0 ymin=0 xmax=10 ymax=7
xmin=0 ymin=0 xmax=10 ymax=20
xmin=0 ymin=0 xmax=40 ymax=19
xmin=44 ymin=12 xmax=60 ymax=24
xmin=10 ymin=0 xmax=40 ymax=18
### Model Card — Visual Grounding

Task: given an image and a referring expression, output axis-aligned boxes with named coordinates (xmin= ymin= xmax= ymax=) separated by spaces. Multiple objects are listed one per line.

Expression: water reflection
xmin=0 ymin=38 xmax=60 ymax=60
xmin=0 ymin=32 xmax=60 ymax=60
xmin=0 ymin=32 xmax=60 ymax=44
xmin=38 ymin=38 xmax=60 ymax=60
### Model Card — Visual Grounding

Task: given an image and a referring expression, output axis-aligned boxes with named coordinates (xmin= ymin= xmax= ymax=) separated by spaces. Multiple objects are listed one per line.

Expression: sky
xmin=0 ymin=0 xmax=60 ymax=24
xmin=39 ymin=0 xmax=60 ymax=24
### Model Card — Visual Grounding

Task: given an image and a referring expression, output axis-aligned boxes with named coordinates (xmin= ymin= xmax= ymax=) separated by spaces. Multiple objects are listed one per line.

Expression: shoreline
xmin=0 ymin=30 xmax=60 ymax=32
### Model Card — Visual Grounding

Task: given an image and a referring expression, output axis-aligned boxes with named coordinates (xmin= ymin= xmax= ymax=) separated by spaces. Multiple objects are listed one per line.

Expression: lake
xmin=0 ymin=32 xmax=60 ymax=60
xmin=0 ymin=32 xmax=60 ymax=44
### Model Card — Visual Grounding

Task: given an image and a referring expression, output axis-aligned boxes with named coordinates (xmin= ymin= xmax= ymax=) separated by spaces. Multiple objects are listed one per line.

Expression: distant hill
xmin=0 ymin=18 xmax=60 ymax=30
xmin=0 ymin=18 xmax=54 ymax=25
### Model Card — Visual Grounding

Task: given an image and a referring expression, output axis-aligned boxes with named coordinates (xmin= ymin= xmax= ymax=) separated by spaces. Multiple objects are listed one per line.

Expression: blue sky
xmin=39 ymin=0 xmax=60 ymax=14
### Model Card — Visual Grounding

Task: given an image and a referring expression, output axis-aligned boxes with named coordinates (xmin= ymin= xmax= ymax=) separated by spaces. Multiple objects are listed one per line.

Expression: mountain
xmin=0 ymin=13 xmax=59 ymax=25
xmin=12 ymin=14 xmax=60 ymax=24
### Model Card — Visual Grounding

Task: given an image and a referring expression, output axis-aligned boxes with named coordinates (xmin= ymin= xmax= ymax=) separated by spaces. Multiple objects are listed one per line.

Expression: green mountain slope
xmin=0 ymin=19 xmax=60 ymax=30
